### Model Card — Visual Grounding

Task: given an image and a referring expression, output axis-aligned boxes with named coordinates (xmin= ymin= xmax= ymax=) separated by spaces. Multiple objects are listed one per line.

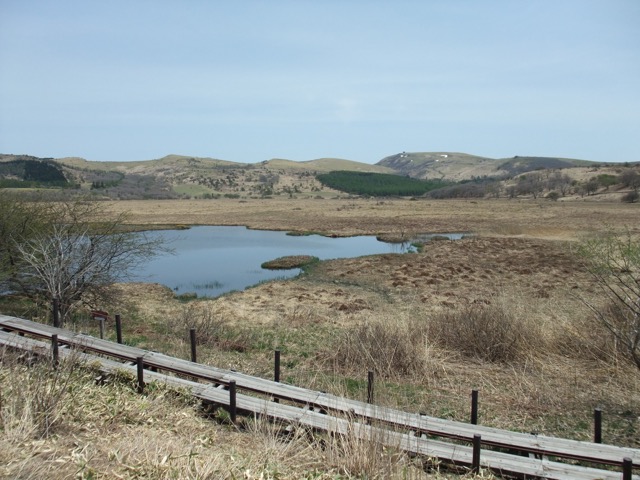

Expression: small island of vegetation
xmin=261 ymin=255 xmax=319 ymax=270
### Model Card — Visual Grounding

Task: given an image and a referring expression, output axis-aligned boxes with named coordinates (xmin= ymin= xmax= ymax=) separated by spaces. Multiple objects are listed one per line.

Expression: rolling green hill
xmin=376 ymin=152 xmax=602 ymax=180
xmin=2 ymin=151 xmax=636 ymax=200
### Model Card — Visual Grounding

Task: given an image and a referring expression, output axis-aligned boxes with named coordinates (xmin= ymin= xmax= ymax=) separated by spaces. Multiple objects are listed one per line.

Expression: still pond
xmin=136 ymin=226 xmax=464 ymax=297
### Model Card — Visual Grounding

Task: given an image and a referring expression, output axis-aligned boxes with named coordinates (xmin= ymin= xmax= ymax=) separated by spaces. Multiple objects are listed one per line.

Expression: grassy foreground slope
xmin=2 ymin=349 xmax=434 ymax=479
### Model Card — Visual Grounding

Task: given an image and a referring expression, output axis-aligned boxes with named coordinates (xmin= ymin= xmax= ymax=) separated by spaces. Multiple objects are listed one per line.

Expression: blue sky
xmin=1 ymin=1 xmax=639 ymax=164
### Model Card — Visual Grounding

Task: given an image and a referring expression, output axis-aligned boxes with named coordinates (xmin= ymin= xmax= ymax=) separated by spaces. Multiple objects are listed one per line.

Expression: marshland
xmin=1 ymin=193 xmax=639 ymax=479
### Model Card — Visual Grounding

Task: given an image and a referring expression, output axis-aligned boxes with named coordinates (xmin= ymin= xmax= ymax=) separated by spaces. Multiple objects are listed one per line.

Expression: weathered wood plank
xmin=118 ymin=347 xmax=640 ymax=468
xmin=0 ymin=329 xmax=636 ymax=480
xmin=2 ymin=315 xmax=639 ymax=471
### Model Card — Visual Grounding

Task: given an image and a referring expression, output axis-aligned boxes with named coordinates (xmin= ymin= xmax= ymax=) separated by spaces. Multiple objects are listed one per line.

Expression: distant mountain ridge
xmin=1 ymin=151 xmax=636 ymax=200
xmin=0 ymin=151 xmax=606 ymax=181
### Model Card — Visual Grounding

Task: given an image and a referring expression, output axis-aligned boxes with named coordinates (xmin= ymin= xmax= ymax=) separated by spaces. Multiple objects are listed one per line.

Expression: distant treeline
xmin=0 ymin=159 xmax=69 ymax=188
xmin=316 ymin=171 xmax=449 ymax=197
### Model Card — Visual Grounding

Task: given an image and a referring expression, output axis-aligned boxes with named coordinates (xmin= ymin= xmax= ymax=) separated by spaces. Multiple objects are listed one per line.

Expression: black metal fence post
xmin=471 ymin=389 xmax=479 ymax=425
xmin=274 ymin=350 xmax=280 ymax=382
xmin=115 ymin=314 xmax=123 ymax=344
xmin=472 ymin=434 xmax=481 ymax=473
xmin=136 ymin=356 xmax=145 ymax=394
xmin=229 ymin=380 xmax=237 ymax=424
xmin=622 ymin=457 xmax=632 ymax=480
xmin=594 ymin=408 xmax=602 ymax=444
xmin=99 ymin=317 xmax=105 ymax=339
xmin=367 ymin=370 xmax=374 ymax=404
xmin=274 ymin=350 xmax=281 ymax=403
xmin=189 ymin=328 xmax=197 ymax=362
xmin=51 ymin=334 xmax=59 ymax=369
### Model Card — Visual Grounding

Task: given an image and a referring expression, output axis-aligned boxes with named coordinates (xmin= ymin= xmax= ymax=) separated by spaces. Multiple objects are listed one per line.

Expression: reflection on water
xmin=135 ymin=226 xmax=464 ymax=297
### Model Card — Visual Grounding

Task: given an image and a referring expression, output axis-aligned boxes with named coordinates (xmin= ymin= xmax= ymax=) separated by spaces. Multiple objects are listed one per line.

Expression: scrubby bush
xmin=427 ymin=304 xmax=541 ymax=363
xmin=329 ymin=318 xmax=430 ymax=377
xmin=328 ymin=302 xmax=542 ymax=378
xmin=546 ymin=191 xmax=561 ymax=201
xmin=620 ymin=169 xmax=640 ymax=191
xmin=171 ymin=303 xmax=252 ymax=352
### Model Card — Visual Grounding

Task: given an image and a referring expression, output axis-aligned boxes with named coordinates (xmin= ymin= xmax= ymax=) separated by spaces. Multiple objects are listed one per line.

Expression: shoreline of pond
xmin=129 ymin=226 xmax=472 ymax=298
xmin=125 ymin=223 xmax=472 ymax=244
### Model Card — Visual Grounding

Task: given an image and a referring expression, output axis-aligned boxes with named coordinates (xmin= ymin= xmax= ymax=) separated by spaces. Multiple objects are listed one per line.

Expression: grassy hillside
xmin=497 ymin=156 xmax=596 ymax=176
xmin=53 ymin=155 xmax=389 ymax=200
xmin=376 ymin=152 xmax=605 ymax=181
xmin=376 ymin=152 xmax=502 ymax=180
xmin=4 ymin=151 xmax=638 ymax=202
xmin=57 ymin=154 xmax=240 ymax=172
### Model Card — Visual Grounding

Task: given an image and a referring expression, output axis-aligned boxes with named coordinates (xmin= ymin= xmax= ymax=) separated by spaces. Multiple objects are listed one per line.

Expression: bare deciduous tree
xmin=12 ymin=199 xmax=167 ymax=323
xmin=620 ymin=169 xmax=640 ymax=192
xmin=0 ymin=192 xmax=54 ymax=287
xmin=576 ymin=230 xmax=640 ymax=370
xmin=548 ymin=171 xmax=573 ymax=196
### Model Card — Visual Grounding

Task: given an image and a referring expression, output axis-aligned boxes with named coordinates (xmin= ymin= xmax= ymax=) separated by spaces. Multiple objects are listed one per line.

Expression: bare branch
xmin=575 ymin=229 xmax=640 ymax=370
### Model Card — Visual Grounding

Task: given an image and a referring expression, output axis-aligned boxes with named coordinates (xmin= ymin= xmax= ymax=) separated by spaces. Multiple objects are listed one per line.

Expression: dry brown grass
xmin=0 ymin=349 xmax=470 ymax=479
xmin=2 ymin=197 xmax=640 ymax=478
xmin=427 ymin=303 xmax=541 ymax=363
xmin=327 ymin=315 xmax=440 ymax=378
xmin=101 ymin=197 xmax=640 ymax=241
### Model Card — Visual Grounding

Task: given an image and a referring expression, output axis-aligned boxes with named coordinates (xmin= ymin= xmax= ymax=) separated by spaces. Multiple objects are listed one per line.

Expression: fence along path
xmin=0 ymin=314 xmax=638 ymax=479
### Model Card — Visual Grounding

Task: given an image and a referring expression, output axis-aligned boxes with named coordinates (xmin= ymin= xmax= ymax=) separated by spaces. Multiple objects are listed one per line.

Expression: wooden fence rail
xmin=0 ymin=314 xmax=638 ymax=480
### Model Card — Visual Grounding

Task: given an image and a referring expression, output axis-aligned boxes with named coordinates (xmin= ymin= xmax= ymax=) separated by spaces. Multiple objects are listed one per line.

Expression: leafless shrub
xmin=330 ymin=319 xmax=427 ymax=377
xmin=173 ymin=303 xmax=226 ymax=345
xmin=621 ymin=191 xmax=639 ymax=203
xmin=591 ymin=300 xmax=640 ymax=366
xmin=428 ymin=304 xmax=541 ymax=363
xmin=326 ymin=315 xmax=450 ymax=379
xmin=575 ymin=230 xmax=640 ymax=370
xmin=171 ymin=303 xmax=253 ymax=352
xmin=551 ymin=307 xmax=627 ymax=365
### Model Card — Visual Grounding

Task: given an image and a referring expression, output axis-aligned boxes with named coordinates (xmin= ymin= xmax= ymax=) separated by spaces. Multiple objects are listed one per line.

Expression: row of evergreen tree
xmin=0 ymin=160 xmax=68 ymax=187
xmin=316 ymin=171 xmax=449 ymax=197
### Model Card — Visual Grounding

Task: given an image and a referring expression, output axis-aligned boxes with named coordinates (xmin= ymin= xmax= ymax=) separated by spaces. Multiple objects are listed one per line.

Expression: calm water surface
xmin=136 ymin=226 xmax=413 ymax=297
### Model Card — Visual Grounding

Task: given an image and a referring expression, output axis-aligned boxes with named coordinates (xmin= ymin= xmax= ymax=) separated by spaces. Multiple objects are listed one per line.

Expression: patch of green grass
xmin=343 ymin=377 xmax=367 ymax=396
